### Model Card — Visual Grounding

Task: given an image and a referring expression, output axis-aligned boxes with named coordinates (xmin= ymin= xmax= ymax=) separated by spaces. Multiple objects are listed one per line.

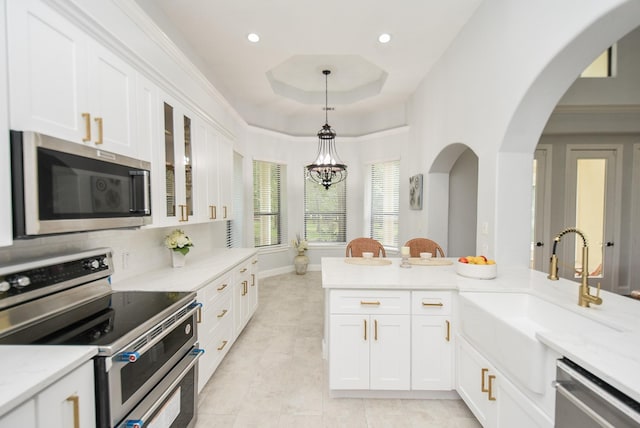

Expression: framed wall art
xmin=409 ymin=174 xmax=423 ymax=210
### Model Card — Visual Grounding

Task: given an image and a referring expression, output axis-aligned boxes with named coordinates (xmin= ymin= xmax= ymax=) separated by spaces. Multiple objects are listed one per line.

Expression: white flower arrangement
xmin=165 ymin=229 xmax=194 ymax=255
xmin=291 ymin=234 xmax=308 ymax=253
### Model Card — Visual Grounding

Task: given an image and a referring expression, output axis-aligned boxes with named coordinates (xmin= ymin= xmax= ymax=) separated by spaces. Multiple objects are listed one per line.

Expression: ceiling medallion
xmin=306 ymin=70 xmax=347 ymax=190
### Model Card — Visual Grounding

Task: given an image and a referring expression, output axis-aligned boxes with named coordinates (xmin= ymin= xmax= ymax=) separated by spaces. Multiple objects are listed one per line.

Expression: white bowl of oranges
xmin=456 ymin=256 xmax=497 ymax=279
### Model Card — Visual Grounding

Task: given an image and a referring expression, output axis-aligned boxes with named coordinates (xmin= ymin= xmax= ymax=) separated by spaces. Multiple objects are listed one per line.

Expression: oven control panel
xmin=0 ymin=249 xmax=113 ymax=308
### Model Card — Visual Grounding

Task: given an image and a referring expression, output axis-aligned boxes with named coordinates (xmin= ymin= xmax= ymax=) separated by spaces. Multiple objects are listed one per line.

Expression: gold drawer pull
xmin=217 ymin=309 xmax=228 ymax=318
xmin=488 ymin=375 xmax=496 ymax=401
xmin=196 ymin=306 xmax=202 ymax=324
xmin=422 ymin=301 xmax=444 ymax=307
xmin=445 ymin=320 xmax=450 ymax=342
xmin=252 ymin=259 xmax=258 ymax=264
xmin=240 ymin=268 xmax=247 ymax=273
xmin=94 ymin=117 xmax=103 ymax=145
xmin=223 ymin=206 xmax=228 ymax=219
xmin=209 ymin=205 xmax=217 ymax=220
xmin=364 ymin=319 xmax=367 ymax=340
xmin=251 ymin=273 xmax=255 ymax=286
xmin=66 ymin=395 xmax=80 ymax=428
xmin=481 ymin=368 xmax=489 ymax=393
xmin=374 ymin=319 xmax=378 ymax=341
xmin=217 ymin=340 xmax=228 ymax=351
xmin=82 ymin=113 xmax=91 ymax=142
xmin=217 ymin=283 xmax=228 ymax=291
xmin=360 ymin=300 xmax=380 ymax=305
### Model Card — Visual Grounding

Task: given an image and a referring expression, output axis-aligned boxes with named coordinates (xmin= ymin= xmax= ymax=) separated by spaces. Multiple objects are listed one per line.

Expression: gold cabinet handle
xmin=241 ymin=280 xmax=247 ymax=296
xmin=360 ymin=300 xmax=380 ymax=305
xmin=209 ymin=205 xmax=217 ymax=220
xmin=422 ymin=301 xmax=444 ymax=307
xmin=252 ymin=259 xmax=258 ymax=264
xmin=66 ymin=395 xmax=80 ymax=428
xmin=217 ymin=283 xmax=228 ymax=292
xmin=488 ymin=375 xmax=497 ymax=401
xmin=374 ymin=319 xmax=378 ymax=341
xmin=217 ymin=340 xmax=228 ymax=351
xmin=481 ymin=368 xmax=489 ymax=393
xmin=179 ymin=204 xmax=188 ymax=222
xmin=223 ymin=206 xmax=228 ymax=219
xmin=196 ymin=306 xmax=202 ymax=323
xmin=82 ymin=113 xmax=91 ymax=142
xmin=240 ymin=268 xmax=247 ymax=273
xmin=364 ymin=319 xmax=367 ymax=341
xmin=251 ymin=273 xmax=255 ymax=286
xmin=94 ymin=117 xmax=103 ymax=144
xmin=217 ymin=309 xmax=228 ymax=318
xmin=445 ymin=320 xmax=450 ymax=342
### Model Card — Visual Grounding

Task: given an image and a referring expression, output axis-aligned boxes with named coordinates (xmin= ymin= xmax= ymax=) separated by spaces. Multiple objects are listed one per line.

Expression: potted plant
xmin=165 ymin=229 xmax=194 ymax=267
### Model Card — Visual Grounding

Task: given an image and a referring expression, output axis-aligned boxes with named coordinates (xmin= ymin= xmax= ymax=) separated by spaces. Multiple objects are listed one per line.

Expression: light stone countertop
xmin=0 ymin=248 xmax=257 ymax=418
xmin=0 ymin=346 xmax=97 ymax=416
xmin=322 ymin=256 xmax=640 ymax=403
xmin=111 ymin=248 xmax=257 ymax=292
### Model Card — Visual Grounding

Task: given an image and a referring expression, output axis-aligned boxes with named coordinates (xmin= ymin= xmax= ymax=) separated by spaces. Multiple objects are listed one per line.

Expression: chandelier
xmin=306 ymin=69 xmax=347 ymax=190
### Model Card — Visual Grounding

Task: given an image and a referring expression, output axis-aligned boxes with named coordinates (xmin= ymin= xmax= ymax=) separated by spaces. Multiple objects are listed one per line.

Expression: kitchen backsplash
xmin=0 ymin=222 xmax=228 ymax=282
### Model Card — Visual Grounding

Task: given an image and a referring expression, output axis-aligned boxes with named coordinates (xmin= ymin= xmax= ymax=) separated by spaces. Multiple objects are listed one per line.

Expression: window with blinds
xmin=370 ymin=160 xmax=399 ymax=248
xmin=304 ymin=171 xmax=346 ymax=243
xmin=253 ymin=160 xmax=284 ymax=247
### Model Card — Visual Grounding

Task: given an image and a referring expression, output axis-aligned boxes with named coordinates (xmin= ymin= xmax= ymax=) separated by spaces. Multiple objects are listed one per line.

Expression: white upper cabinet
xmin=195 ymin=123 xmax=234 ymax=222
xmin=152 ymin=95 xmax=200 ymax=226
xmin=6 ymin=0 xmax=139 ymax=158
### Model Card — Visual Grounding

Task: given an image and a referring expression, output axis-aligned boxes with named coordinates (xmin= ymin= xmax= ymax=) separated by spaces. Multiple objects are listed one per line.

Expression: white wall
xmin=407 ymin=0 xmax=640 ymax=267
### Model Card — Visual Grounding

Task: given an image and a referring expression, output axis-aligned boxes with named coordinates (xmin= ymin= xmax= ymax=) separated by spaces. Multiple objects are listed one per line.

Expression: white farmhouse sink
xmin=458 ymin=291 xmax=623 ymax=393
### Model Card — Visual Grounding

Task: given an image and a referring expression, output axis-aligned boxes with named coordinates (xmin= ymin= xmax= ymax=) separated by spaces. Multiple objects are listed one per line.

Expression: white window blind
xmin=253 ymin=160 xmax=284 ymax=247
xmin=227 ymin=151 xmax=244 ymax=248
xmin=304 ymin=171 xmax=347 ymax=243
xmin=370 ymin=160 xmax=399 ymax=248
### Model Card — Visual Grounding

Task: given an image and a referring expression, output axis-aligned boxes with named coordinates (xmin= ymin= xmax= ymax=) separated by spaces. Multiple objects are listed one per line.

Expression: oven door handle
xmin=115 ymin=302 xmax=200 ymax=364
xmin=120 ymin=348 xmax=204 ymax=428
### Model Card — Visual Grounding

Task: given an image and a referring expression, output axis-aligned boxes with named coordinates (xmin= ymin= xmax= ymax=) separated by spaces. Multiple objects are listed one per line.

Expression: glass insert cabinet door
xmin=163 ymin=101 xmax=194 ymax=222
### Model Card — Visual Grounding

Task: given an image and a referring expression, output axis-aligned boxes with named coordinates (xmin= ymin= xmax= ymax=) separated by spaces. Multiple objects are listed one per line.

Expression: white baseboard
xmin=258 ymin=263 xmax=321 ymax=279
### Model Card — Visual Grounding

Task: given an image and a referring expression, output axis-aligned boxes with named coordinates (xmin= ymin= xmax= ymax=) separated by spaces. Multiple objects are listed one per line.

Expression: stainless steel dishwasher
xmin=555 ymin=358 xmax=640 ymax=427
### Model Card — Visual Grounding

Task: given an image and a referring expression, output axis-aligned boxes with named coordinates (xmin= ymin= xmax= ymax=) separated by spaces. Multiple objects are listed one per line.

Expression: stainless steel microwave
xmin=10 ymin=131 xmax=151 ymax=238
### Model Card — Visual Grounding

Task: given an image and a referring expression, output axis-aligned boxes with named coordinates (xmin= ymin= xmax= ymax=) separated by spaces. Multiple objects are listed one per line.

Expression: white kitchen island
xmin=321 ymin=257 xmax=640 ymax=427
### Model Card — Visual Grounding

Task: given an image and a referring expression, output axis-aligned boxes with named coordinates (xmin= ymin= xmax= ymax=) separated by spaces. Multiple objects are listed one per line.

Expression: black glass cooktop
xmin=0 ymin=290 xmax=193 ymax=350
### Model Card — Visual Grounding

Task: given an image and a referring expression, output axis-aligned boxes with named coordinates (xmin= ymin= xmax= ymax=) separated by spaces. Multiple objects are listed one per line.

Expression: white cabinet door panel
xmin=36 ymin=360 xmax=95 ymax=428
xmin=7 ymin=0 xmax=88 ymax=140
xmin=370 ymin=314 xmax=410 ymax=390
xmin=88 ymin=41 xmax=137 ymax=157
xmin=412 ymin=315 xmax=453 ymax=390
xmin=329 ymin=315 xmax=370 ymax=390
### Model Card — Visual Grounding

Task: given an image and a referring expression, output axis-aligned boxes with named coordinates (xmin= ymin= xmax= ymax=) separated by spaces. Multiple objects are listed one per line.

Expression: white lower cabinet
xmin=36 ymin=360 xmax=95 ymax=428
xmin=329 ymin=290 xmax=411 ymax=390
xmin=411 ymin=291 xmax=454 ymax=390
xmin=233 ymin=259 xmax=255 ymax=336
xmin=197 ymin=272 xmax=234 ymax=393
xmin=456 ymin=336 xmax=552 ymax=428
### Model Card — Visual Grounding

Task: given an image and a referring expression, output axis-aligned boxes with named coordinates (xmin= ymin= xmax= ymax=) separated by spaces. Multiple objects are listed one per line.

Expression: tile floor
xmin=196 ymin=271 xmax=481 ymax=428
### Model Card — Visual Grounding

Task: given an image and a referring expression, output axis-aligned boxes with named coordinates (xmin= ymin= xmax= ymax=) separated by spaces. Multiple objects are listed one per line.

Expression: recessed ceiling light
xmin=247 ymin=33 xmax=260 ymax=43
xmin=378 ymin=33 xmax=391 ymax=44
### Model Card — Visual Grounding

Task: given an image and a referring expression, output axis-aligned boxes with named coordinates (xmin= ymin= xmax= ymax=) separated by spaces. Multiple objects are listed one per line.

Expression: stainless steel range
xmin=0 ymin=248 xmax=202 ymax=428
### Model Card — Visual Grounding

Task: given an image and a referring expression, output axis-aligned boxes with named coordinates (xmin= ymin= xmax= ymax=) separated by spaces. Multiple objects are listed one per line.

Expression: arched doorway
xmin=496 ymin=2 xmax=640 ymax=270
xmin=428 ymin=143 xmax=478 ymax=257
